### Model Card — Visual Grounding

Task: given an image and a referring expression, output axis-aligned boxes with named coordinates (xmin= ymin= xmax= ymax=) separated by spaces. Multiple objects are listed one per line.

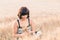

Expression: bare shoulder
xmin=30 ymin=19 xmax=35 ymax=25
xmin=13 ymin=20 xmax=18 ymax=27
xmin=30 ymin=19 xmax=33 ymax=24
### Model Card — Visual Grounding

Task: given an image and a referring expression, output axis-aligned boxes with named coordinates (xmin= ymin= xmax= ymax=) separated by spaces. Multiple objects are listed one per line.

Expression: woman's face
xmin=21 ymin=15 xmax=28 ymax=19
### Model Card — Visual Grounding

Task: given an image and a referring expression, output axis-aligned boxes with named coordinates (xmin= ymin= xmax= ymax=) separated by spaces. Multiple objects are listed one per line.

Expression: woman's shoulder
xmin=29 ymin=19 xmax=35 ymax=25
xmin=13 ymin=19 xmax=18 ymax=26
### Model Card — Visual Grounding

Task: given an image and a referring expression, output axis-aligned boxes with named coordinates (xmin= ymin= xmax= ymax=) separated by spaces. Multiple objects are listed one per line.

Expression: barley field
xmin=0 ymin=12 xmax=60 ymax=40
xmin=0 ymin=0 xmax=60 ymax=40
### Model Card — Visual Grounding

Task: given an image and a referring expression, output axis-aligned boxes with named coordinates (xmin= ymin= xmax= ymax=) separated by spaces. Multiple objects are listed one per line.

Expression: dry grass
xmin=0 ymin=14 xmax=60 ymax=40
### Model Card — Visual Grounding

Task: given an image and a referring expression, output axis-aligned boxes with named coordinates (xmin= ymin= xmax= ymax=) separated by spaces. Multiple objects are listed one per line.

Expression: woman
xmin=13 ymin=7 xmax=42 ymax=40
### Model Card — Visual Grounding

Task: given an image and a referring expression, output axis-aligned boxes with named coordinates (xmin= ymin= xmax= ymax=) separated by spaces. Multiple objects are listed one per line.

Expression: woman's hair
xmin=17 ymin=7 xmax=29 ymax=19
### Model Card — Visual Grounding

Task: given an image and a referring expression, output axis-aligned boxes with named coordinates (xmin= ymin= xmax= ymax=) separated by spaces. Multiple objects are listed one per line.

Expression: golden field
xmin=0 ymin=12 xmax=60 ymax=40
xmin=0 ymin=0 xmax=60 ymax=40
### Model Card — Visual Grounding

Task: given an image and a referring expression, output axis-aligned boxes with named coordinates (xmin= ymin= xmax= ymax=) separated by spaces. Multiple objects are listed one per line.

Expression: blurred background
xmin=0 ymin=0 xmax=60 ymax=40
xmin=0 ymin=0 xmax=60 ymax=18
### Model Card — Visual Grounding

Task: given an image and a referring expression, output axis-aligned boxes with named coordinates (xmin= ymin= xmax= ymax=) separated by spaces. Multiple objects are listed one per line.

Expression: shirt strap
xmin=17 ymin=19 xmax=21 ymax=28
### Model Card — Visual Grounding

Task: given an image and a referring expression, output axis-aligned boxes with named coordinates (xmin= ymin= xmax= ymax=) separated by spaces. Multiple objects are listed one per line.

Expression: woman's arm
xmin=13 ymin=21 xmax=24 ymax=38
xmin=30 ymin=20 xmax=36 ymax=33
